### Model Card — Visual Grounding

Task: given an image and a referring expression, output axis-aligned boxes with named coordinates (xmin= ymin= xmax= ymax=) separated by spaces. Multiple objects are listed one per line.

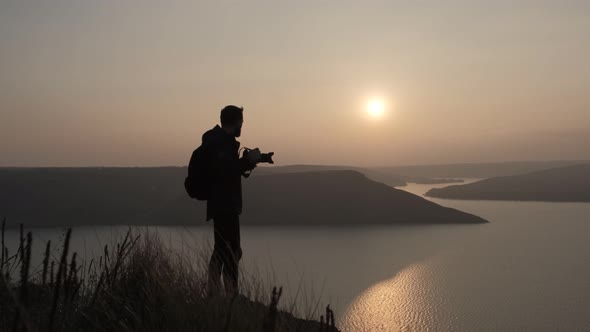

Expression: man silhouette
xmin=203 ymin=105 xmax=260 ymax=296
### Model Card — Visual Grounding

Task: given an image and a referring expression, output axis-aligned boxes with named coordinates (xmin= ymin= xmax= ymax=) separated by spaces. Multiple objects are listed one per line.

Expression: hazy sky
xmin=1 ymin=0 xmax=589 ymax=167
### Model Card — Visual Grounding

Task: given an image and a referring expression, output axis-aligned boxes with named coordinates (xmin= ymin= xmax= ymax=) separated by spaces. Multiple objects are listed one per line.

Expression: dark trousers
xmin=207 ymin=213 xmax=242 ymax=296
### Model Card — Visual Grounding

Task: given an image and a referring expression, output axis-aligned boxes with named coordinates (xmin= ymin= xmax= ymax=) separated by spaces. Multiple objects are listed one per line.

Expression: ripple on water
xmin=339 ymin=260 xmax=455 ymax=332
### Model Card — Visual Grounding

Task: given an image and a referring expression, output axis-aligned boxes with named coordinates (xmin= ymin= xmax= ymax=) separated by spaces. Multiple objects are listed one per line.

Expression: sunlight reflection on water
xmin=340 ymin=260 xmax=455 ymax=332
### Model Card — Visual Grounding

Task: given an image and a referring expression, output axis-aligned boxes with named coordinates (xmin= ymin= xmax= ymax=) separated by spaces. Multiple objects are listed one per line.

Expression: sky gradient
xmin=1 ymin=0 xmax=589 ymax=167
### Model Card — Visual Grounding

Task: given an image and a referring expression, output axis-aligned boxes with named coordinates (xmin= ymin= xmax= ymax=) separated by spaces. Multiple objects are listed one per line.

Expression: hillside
xmin=0 ymin=167 xmax=487 ymax=227
xmin=244 ymin=170 xmax=485 ymax=225
xmin=256 ymin=164 xmax=463 ymax=186
xmin=426 ymin=164 xmax=590 ymax=202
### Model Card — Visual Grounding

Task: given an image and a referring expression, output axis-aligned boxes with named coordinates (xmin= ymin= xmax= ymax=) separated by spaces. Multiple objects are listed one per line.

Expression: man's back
xmin=202 ymin=124 xmax=254 ymax=221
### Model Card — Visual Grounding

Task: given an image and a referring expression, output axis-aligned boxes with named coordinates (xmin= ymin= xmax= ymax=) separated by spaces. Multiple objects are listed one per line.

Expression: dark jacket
xmin=202 ymin=125 xmax=256 ymax=221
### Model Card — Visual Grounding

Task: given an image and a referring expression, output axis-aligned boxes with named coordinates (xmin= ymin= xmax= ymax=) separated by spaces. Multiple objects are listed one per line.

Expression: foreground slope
xmin=0 ymin=168 xmax=486 ymax=227
xmin=426 ymin=164 xmax=590 ymax=202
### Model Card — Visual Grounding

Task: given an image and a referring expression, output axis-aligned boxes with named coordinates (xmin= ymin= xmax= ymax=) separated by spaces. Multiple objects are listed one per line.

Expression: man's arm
xmin=239 ymin=148 xmax=260 ymax=176
xmin=238 ymin=155 xmax=257 ymax=176
xmin=208 ymin=143 xmax=256 ymax=179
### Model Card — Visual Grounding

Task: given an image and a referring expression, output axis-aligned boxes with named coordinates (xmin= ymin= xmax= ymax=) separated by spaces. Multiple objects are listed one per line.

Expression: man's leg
xmin=208 ymin=213 xmax=242 ymax=296
xmin=222 ymin=214 xmax=241 ymax=296
xmin=207 ymin=218 xmax=226 ymax=297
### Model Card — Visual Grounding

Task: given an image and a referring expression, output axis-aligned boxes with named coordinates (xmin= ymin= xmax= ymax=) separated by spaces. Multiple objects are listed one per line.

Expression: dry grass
xmin=0 ymin=218 xmax=339 ymax=332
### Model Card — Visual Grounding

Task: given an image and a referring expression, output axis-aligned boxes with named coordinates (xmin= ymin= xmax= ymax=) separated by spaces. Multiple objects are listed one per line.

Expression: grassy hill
xmin=0 ymin=225 xmax=339 ymax=332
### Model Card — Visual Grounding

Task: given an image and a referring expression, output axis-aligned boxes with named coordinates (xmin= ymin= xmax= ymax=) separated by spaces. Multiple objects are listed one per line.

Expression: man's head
xmin=220 ymin=105 xmax=244 ymax=137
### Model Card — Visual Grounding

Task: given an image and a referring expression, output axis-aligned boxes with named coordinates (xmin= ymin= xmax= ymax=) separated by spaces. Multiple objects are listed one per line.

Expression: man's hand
xmin=246 ymin=148 xmax=261 ymax=164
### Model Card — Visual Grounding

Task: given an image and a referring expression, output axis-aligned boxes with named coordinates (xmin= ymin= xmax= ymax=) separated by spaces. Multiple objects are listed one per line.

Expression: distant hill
xmin=372 ymin=160 xmax=589 ymax=179
xmin=426 ymin=164 xmax=590 ymax=202
xmin=256 ymin=164 xmax=463 ymax=186
xmin=244 ymin=171 xmax=485 ymax=225
xmin=0 ymin=168 xmax=486 ymax=227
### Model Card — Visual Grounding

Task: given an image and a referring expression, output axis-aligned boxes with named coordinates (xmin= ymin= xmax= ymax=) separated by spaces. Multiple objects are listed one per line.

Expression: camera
xmin=243 ymin=148 xmax=274 ymax=164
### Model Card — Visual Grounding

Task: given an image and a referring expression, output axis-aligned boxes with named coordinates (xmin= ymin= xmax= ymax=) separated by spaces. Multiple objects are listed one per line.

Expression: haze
xmin=1 ymin=0 xmax=589 ymax=167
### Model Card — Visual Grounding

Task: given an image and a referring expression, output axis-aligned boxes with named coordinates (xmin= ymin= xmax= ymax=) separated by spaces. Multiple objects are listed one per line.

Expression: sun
xmin=366 ymin=99 xmax=385 ymax=118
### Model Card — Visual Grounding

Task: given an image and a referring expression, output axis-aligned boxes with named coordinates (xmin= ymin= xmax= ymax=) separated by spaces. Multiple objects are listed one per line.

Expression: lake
xmin=3 ymin=181 xmax=590 ymax=331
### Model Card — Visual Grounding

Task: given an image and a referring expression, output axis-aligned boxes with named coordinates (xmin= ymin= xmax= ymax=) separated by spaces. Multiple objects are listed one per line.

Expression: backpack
xmin=184 ymin=144 xmax=211 ymax=200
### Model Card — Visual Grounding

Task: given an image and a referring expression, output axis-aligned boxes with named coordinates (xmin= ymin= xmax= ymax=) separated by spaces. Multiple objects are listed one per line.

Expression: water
xmin=3 ymin=181 xmax=590 ymax=331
